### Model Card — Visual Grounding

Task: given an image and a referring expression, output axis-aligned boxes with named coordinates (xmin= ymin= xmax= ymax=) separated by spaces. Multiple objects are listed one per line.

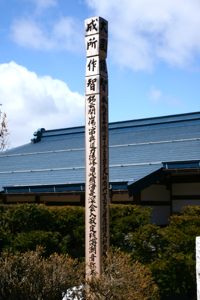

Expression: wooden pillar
xmin=85 ymin=16 xmax=109 ymax=279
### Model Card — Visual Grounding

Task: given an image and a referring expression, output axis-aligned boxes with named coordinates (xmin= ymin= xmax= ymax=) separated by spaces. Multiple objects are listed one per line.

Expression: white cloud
xmin=11 ymin=16 xmax=82 ymax=51
xmin=149 ymin=87 xmax=162 ymax=103
xmin=22 ymin=0 xmax=58 ymax=14
xmin=148 ymin=86 xmax=184 ymax=108
xmin=31 ymin=0 xmax=57 ymax=11
xmin=52 ymin=17 xmax=83 ymax=51
xmin=0 ymin=62 xmax=84 ymax=148
xmin=86 ymin=0 xmax=200 ymax=70
xmin=11 ymin=19 xmax=53 ymax=50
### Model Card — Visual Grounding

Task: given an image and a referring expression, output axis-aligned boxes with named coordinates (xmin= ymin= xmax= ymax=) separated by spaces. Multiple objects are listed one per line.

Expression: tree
xmin=0 ymin=247 xmax=84 ymax=300
xmin=126 ymin=208 xmax=200 ymax=300
xmin=88 ymin=249 xmax=160 ymax=300
xmin=0 ymin=105 xmax=9 ymax=151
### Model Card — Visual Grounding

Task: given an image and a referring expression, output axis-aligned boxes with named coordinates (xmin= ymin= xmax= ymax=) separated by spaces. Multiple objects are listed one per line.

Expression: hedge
xmin=0 ymin=203 xmax=151 ymax=257
xmin=1 ymin=203 xmax=199 ymax=299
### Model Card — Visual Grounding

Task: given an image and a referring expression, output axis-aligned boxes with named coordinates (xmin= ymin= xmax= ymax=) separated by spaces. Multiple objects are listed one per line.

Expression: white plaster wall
xmin=173 ymin=199 xmax=200 ymax=213
xmin=7 ymin=195 xmax=35 ymax=203
xmin=141 ymin=184 xmax=170 ymax=201
xmin=41 ymin=194 xmax=81 ymax=203
xmin=150 ymin=205 xmax=171 ymax=225
xmin=172 ymin=182 xmax=200 ymax=195
xmin=112 ymin=192 xmax=132 ymax=202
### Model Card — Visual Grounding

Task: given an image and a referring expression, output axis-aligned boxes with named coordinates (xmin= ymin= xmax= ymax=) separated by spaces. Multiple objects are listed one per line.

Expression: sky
xmin=0 ymin=0 xmax=200 ymax=148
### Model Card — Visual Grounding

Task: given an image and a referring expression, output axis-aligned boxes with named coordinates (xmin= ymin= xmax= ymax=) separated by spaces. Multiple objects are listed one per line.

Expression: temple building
xmin=0 ymin=111 xmax=200 ymax=225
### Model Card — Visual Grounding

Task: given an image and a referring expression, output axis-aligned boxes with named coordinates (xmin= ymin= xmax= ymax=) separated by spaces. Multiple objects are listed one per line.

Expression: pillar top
xmin=85 ymin=16 xmax=108 ymax=37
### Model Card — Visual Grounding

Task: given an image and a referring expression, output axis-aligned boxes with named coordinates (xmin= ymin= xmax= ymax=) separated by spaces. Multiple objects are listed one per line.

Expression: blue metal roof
xmin=0 ymin=111 xmax=200 ymax=193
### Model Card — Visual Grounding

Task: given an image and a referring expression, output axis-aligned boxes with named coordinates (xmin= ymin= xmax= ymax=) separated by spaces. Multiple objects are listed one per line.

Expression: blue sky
xmin=0 ymin=0 xmax=200 ymax=147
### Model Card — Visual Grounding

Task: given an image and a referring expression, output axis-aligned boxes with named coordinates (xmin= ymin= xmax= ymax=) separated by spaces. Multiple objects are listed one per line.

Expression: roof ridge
xmin=110 ymin=111 xmax=200 ymax=126
xmin=39 ymin=111 xmax=200 ymax=139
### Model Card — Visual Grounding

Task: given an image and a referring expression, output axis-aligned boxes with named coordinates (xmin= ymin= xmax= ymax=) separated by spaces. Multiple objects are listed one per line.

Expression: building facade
xmin=0 ymin=111 xmax=200 ymax=225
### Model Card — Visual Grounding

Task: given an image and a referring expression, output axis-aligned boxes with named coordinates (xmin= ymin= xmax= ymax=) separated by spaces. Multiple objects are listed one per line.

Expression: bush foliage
xmin=88 ymin=249 xmax=160 ymax=300
xmin=0 ymin=248 xmax=159 ymax=300
xmin=0 ymin=204 xmax=150 ymax=257
xmin=0 ymin=205 xmax=85 ymax=257
xmin=0 ymin=247 xmax=84 ymax=300
xmin=127 ymin=207 xmax=199 ymax=300
xmin=0 ymin=204 xmax=200 ymax=299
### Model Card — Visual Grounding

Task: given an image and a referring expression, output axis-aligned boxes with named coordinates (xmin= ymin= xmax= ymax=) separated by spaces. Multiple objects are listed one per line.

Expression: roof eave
xmin=128 ymin=167 xmax=163 ymax=194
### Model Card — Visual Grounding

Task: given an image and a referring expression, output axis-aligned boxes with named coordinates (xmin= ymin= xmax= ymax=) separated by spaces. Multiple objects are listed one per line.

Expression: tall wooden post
xmin=85 ymin=16 xmax=109 ymax=279
xmin=196 ymin=237 xmax=200 ymax=299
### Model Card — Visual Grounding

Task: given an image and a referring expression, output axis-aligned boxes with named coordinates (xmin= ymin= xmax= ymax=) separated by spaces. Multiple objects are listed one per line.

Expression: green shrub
xmin=127 ymin=224 xmax=164 ymax=264
xmin=1 ymin=204 xmax=200 ymax=299
xmin=125 ymin=207 xmax=199 ymax=300
xmin=0 ymin=204 xmax=151 ymax=258
xmin=0 ymin=248 xmax=84 ymax=300
xmin=0 ymin=205 xmax=85 ymax=257
xmin=182 ymin=205 xmax=200 ymax=216
xmin=110 ymin=204 xmax=151 ymax=251
xmin=151 ymin=253 xmax=195 ymax=300
xmin=4 ymin=204 xmax=55 ymax=233
xmin=88 ymin=249 xmax=160 ymax=300
xmin=51 ymin=206 xmax=85 ymax=257
xmin=12 ymin=231 xmax=62 ymax=255
xmin=0 ymin=228 xmax=11 ymax=252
